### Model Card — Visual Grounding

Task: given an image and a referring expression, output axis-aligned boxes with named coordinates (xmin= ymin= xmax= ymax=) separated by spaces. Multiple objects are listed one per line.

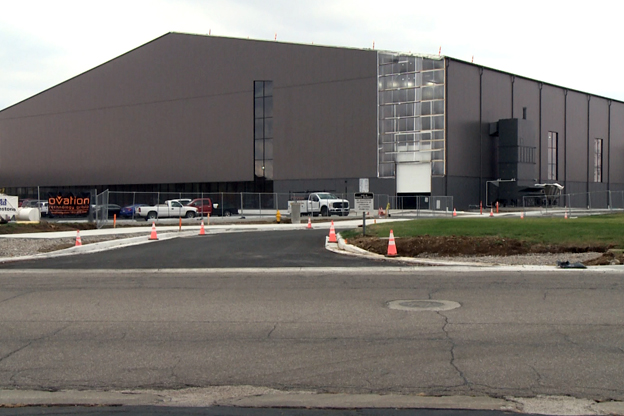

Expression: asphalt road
xmin=0 ymin=268 xmax=622 ymax=403
xmin=0 ymin=229 xmax=390 ymax=269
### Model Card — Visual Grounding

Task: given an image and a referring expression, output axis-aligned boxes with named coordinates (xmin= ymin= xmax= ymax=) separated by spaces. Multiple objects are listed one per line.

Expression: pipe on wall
xmin=479 ymin=67 xmax=484 ymax=203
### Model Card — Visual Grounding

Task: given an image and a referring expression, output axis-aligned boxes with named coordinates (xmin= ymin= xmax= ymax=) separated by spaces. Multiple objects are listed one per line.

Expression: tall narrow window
xmin=594 ymin=138 xmax=603 ymax=183
xmin=547 ymin=131 xmax=558 ymax=180
xmin=254 ymin=81 xmax=273 ymax=180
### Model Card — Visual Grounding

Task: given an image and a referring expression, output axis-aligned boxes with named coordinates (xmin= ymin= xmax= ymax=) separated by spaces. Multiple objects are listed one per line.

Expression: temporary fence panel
xmin=95 ymin=189 xmax=109 ymax=229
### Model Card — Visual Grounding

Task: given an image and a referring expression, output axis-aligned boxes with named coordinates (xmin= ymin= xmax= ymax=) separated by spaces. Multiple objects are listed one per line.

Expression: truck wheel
xmin=185 ymin=211 xmax=195 ymax=218
xmin=224 ymin=210 xmax=232 ymax=217
xmin=320 ymin=206 xmax=328 ymax=217
xmin=147 ymin=211 xmax=157 ymax=220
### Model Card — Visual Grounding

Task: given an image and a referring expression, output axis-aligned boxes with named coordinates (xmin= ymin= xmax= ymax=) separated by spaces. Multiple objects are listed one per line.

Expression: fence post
xmin=416 ymin=196 xmax=420 ymax=218
xmin=240 ymin=193 xmax=244 ymax=216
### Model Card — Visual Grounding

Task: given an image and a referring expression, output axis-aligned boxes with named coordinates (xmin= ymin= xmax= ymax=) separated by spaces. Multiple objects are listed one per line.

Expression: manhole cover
xmin=386 ymin=299 xmax=461 ymax=312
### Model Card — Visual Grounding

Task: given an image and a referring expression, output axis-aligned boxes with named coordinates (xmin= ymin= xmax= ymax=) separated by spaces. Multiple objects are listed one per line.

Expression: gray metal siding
xmin=589 ymin=97 xmax=609 ymax=186
xmin=540 ymin=85 xmax=566 ymax=181
xmin=610 ymin=102 xmax=624 ymax=184
xmin=565 ymin=91 xmax=589 ymax=184
xmin=512 ymin=77 xmax=539 ymax=123
xmin=481 ymin=68 xmax=512 ymax=179
xmin=0 ymin=33 xmax=378 ymax=188
xmin=445 ymin=60 xmax=481 ymax=178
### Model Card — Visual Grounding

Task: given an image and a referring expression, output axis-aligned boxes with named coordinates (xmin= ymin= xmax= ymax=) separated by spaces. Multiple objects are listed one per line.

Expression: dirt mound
xmin=0 ymin=221 xmax=97 ymax=235
xmin=583 ymin=250 xmax=624 ymax=266
xmin=349 ymin=235 xmax=608 ymax=258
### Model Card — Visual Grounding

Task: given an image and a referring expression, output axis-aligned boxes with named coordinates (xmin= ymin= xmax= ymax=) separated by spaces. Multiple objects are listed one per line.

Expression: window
xmin=594 ymin=138 xmax=603 ymax=183
xmin=377 ymin=53 xmax=445 ymax=178
xmin=547 ymin=132 xmax=558 ymax=180
xmin=254 ymin=81 xmax=273 ymax=180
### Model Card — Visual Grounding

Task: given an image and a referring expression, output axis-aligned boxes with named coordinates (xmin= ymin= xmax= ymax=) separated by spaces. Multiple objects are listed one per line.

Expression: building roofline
xmin=445 ymin=56 xmax=623 ymax=105
xmin=0 ymin=33 xmax=173 ymax=113
xmin=2 ymin=33 xmax=622 ymax=113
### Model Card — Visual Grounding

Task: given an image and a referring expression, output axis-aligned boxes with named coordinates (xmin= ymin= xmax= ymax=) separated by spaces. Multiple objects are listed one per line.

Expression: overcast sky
xmin=1 ymin=0 xmax=621 ymax=110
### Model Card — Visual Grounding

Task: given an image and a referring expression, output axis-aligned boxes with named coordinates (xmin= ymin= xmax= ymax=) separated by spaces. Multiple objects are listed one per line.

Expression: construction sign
xmin=48 ymin=191 xmax=91 ymax=217
xmin=0 ymin=195 xmax=18 ymax=221
xmin=354 ymin=192 xmax=374 ymax=212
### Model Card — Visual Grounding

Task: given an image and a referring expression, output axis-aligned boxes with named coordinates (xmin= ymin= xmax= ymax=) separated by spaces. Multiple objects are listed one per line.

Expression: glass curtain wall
xmin=254 ymin=81 xmax=274 ymax=180
xmin=377 ymin=53 xmax=445 ymax=178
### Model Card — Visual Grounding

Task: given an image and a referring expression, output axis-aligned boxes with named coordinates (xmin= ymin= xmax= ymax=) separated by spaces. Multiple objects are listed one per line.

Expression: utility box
xmin=289 ymin=201 xmax=301 ymax=224
xmin=497 ymin=118 xmax=537 ymax=187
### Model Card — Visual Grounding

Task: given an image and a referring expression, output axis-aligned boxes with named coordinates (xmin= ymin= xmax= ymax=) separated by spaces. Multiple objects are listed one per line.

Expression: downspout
xmin=479 ymin=67 xmax=484 ymax=203
xmin=511 ymin=75 xmax=515 ymax=118
xmin=607 ymin=100 xmax=611 ymax=191
xmin=563 ymin=90 xmax=568 ymax=190
xmin=444 ymin=58 xmax=449 ymax=196
xmin=587 ymin=95 xmax=591 ymax=197
xmin=538 ymin=83 xmax=543 ymax=183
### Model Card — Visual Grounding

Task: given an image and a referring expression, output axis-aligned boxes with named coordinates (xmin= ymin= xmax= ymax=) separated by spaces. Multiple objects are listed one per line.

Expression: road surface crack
xmin=0 ymin=324 xmax=70 ymax=364
xmin=0 ymin=291 xmax=33 ymax=305
xmin=528 ymin=365 xmax=544 ymax=388
xmin=437 ymin=311 xmax=469 ymax=388
xmin=267 ymin=323 xmax=277 ymax=338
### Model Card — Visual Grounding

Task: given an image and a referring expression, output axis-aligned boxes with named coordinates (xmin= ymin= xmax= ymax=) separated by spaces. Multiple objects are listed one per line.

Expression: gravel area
xmin=415 ymin=252 xmax=604 ymax=266
xmin=0 ymin=236 xmax=130 ymax=258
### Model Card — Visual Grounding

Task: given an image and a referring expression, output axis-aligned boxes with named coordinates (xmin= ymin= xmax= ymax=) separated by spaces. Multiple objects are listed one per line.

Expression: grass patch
xmin=342 ymin=214 xmax=624 ymax=248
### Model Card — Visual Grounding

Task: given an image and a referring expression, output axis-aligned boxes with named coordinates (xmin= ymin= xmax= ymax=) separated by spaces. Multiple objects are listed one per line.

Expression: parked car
xmin=185 ymin=198 xmax=239 ymax=217
xmin=21 ymin=200 xmax=49 ymax=216
xmin=186 ymin=198 xmax=214 ymax=217
xmin=19 ymin=199 xmax=36 ymax=208
xmin=212 ymin=202 xmax=239 ymax=217
xmin=136 ymin=200 xmax=198 ymax=220
xmin=21 ymin=199 xmax=40 ymax=208
xmin=119 ymin=204 xmax=147 ymax=218
xmin=92 ymin=204 xmax=122 ymax=218
xmin=37 ymin=201 xmax=48 ymax=216
xmin=170 ymin=198 xmax=192 ymax=206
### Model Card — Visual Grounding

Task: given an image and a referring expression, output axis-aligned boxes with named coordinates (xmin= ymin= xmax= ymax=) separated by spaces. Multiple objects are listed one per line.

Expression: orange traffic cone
xmin=453 ymin=208 xmax=457 ymax=217
xmin=328 ymin=221 xmax=337 ymax=243
xmin=489 ymin=208 xmax=494 ymax=217
xmin=564 ymin=209 xmax=568 ymax=219
xmin=149 ymin=222 xmax=158 ymax=240
xmin=199 ymin=220 xmax=206 ymax=235
xmin=386 ymin=230 xmax=398 ymax=257
xmin=520 ymin=211 xmax=524 ymax=219
xmin=75 ymin=230 xmax=82 ymax=247
xmin=307 ymin=217 xmax=312 ymax=229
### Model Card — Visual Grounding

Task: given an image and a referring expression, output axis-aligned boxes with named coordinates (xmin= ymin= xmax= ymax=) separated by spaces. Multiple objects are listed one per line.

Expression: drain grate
xmin=386 ymin=299 xmax=461 ymax=312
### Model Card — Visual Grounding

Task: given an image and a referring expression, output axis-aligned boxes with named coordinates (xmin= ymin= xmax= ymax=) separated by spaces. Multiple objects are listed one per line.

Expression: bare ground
xmin=348 ymin=235 xmax=622 ymax=266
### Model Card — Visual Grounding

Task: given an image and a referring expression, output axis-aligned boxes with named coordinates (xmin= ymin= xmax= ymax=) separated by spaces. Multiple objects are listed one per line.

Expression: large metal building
xmin=1 ymin=32 xmax=622 ymax=210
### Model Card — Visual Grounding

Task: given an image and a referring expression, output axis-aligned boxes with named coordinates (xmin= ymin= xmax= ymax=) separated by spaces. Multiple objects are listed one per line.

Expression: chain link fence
xmin=523 ymin=190 xmax=624 ymax=215
xmin=86 ymin=191 xmax=455 ymax=225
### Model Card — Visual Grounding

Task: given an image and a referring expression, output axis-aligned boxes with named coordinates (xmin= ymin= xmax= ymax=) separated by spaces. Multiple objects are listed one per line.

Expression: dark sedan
xmin=119 ymin=204 xmax=147 ymax=218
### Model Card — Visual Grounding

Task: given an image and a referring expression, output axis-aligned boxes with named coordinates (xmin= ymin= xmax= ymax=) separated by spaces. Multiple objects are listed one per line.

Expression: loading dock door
xmin=396 ymin=163 xmax=431 ymax=193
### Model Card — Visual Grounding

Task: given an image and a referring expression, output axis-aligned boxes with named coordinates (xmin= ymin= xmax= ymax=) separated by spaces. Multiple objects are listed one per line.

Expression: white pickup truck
xmin=136 ymin=200 xmax=198 ymax=221
xmin=288 ymin=192 xmax=350 ymax=217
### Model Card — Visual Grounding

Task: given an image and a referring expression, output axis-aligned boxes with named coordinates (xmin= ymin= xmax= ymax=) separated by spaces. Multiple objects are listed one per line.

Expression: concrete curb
xmin=0 ymin=230 xmax=197 ymax=264
xmin=326 ymin=232 xmax=624 ymax=272
xmin=2 ymin=389 xmax=623 ymax=415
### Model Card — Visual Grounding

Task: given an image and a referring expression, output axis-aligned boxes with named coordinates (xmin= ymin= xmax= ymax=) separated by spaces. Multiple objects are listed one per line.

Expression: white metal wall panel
xmin=396 ymin=163 xmax=431 ymax=193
